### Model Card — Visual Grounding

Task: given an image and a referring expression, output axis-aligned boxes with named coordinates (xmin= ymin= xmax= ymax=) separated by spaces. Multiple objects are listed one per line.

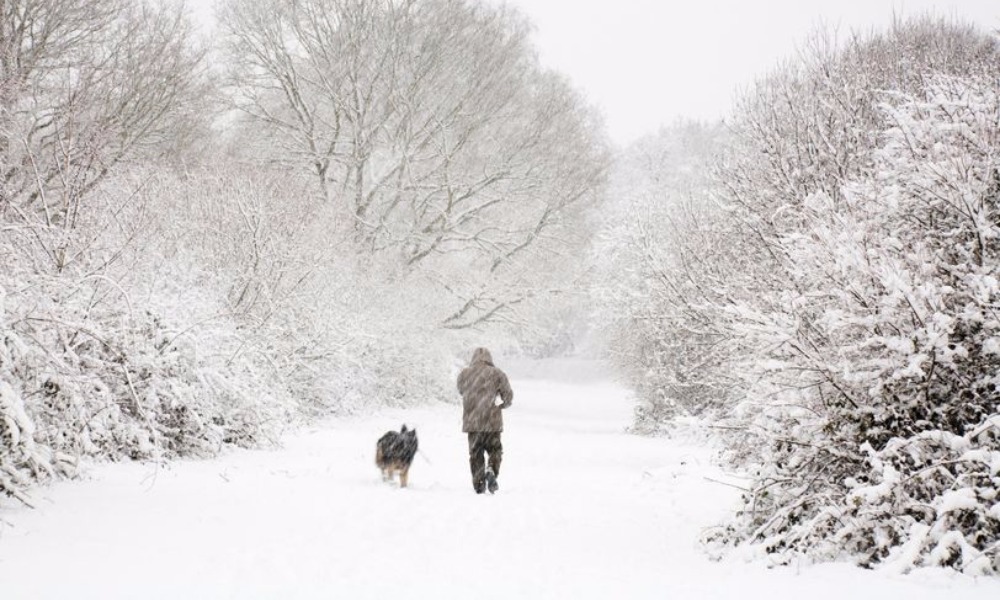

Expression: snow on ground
xmin=1 ymin=369 xmax=998 ymax=599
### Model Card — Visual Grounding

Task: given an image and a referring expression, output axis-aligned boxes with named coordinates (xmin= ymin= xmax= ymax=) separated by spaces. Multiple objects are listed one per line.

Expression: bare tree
xmin=0 ymin=0 xmax=208 ymax=270
xmin=219 ymin=0 xmax=608 ymax=328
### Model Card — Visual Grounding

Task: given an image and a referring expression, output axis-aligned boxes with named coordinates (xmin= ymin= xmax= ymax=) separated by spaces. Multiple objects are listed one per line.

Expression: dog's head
xmin=399 ymin=424 xmax=418 ymax=450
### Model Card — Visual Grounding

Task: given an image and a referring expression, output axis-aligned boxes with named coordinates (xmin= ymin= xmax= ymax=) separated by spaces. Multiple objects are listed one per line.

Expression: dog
xmin=375 ymin=424 xmax=418 ymax=488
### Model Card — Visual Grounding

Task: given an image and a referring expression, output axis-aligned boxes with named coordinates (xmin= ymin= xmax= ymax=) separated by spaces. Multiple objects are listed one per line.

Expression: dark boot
xmin=485 ymin=467 xmax=498 ymax=494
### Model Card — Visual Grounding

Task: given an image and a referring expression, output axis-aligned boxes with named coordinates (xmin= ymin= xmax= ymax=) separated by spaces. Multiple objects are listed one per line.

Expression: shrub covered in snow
xmin=711 ymin=74 xmax=1000 ymax=574
xmin=0 ymin=378 xmax=74 ymax=506
xmin=0 ymin=235 xmax=294 ymax=494
xmin=600 ymin=17 xmax=1000 ymax=573
xmin=593 ymin=122 xmax=736 ymax=432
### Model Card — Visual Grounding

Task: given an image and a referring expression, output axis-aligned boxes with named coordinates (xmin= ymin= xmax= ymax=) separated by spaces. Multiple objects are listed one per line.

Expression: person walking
xmin=457 ymin=347 xmax=513 ymax=494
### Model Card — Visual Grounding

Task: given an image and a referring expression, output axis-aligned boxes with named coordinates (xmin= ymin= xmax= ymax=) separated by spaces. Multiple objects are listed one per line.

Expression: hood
xmin=470 ymin=347 xmax=494 ymax=366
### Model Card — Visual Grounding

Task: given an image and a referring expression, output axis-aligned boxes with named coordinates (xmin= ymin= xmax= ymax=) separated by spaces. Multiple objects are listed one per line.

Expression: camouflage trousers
xmin=467 ymin=432 xmax=503 ymax=492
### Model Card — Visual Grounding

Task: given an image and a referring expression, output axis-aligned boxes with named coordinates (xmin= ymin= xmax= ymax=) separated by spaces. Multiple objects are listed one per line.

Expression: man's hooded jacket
xmin=457 ymin=348 xmax=513 ymax=433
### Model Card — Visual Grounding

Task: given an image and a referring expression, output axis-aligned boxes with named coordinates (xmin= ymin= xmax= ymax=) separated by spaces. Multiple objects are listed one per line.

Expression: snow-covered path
xmin=1 ymin=375 xmax=998 ymax=599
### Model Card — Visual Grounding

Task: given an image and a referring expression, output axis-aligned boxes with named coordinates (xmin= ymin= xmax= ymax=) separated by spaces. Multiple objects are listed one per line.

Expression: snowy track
xmin=2 ymin=377 xmax=998 ymax=599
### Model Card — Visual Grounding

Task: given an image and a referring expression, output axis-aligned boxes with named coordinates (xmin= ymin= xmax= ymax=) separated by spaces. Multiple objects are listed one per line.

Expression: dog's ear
xmin=400 ymin=424 xmax=408 ymax=433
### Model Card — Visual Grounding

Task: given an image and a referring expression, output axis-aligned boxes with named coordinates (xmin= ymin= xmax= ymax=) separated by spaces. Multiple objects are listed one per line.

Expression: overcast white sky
xmin=505 ymin=0 xmax=1000 ymax=144
xmin=191 ymin=0 xmax=1000 ymax=145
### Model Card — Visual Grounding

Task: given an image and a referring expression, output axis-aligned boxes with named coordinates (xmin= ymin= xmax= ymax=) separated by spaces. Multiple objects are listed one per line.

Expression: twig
xmin=5 ymin=487 xmax=36 ymax=509
xmin=120 ymin=363 xmax=147 ymax=422
xmin=703 ymin=476 xmax=750 ymax=491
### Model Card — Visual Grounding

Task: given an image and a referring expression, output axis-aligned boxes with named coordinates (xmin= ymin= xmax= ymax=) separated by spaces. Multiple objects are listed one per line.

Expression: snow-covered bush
xmin=665 ymin=18 xmax=1000 ymax=573
xmin=596 ymin=16 xmax=1000 ymax=572
xmin=1 ymin=223 xmax=296 ymax=471
xmin=593 ymin=122 xmax=739 ymax=432
xmin=140 ymin=167 xmax=459 ymax=414
xmin=712 ymin=75 xmax=1000 ymax=574
xmin=0 ymin=376 xmax=74 ymax=506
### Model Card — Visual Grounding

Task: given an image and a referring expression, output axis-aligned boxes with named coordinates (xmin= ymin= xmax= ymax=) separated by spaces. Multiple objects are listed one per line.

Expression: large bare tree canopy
xmin=0 ymin=0 xmax=206 ymax=244
xmin=219 ymin=0 xmax=607 ymax=283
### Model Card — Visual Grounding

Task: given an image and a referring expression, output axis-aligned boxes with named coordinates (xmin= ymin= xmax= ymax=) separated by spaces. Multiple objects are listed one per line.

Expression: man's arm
xmin=497 ymin=370 xmax=513 ymax=409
